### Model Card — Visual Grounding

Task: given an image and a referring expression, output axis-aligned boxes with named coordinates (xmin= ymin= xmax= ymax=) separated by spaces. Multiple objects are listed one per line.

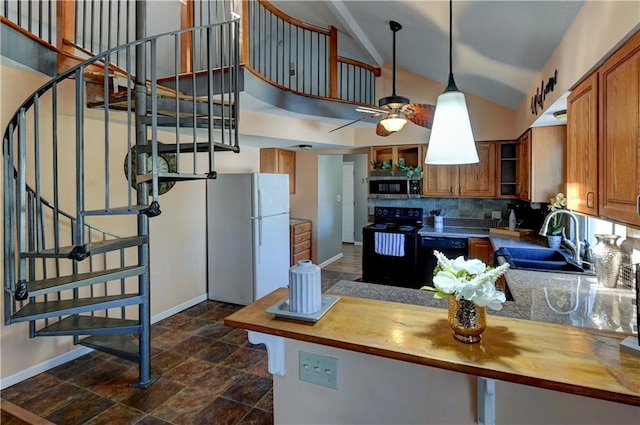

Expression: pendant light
xmin=425 ymin=0 xmax=478 ymax=165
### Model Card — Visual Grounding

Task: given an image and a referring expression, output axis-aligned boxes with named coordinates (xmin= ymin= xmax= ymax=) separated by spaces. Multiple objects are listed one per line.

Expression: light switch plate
xmin=299 ymin=351 xmax=338 ymax=389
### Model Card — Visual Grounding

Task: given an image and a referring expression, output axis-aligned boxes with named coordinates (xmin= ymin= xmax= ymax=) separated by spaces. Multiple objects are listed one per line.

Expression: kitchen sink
xmin=494 ymin=247 xmax=592 ymax=274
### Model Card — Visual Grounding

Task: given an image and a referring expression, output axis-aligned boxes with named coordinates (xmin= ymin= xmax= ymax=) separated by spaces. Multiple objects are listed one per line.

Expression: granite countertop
xmin=329 ymin=230 xmax=637 ymax=334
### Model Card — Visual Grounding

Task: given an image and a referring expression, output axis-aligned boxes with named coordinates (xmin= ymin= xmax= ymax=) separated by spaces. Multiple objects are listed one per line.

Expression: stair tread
xmin=11 ymin=294 xmax=143 ymax=322
xmin=79 ymin=334 xmax=140 ymax=361
xmin=21 ymin=235 xmax=148 ymax=259
xmin=137 ymin=172 xmax=212 ymax=183
xmin=37 ymin=315 xmax=140 ymax=335
xmin=29 ymin=265 xmax=146 ymax=296
xmin=138 ymin=115 xmax=235 ymax=129
xmin=82 ymin=206 xmax=150 ymax=216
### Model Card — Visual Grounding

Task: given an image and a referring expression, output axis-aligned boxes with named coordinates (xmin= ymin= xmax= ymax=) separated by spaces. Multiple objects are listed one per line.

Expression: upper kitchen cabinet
xmin=260 ymin=148 xmax=296 ymax=194
xmin=498 ymin=141 xmax=518 ymax=198
xmin=516 ymin=126 xmax=566 ymax=202
xmin=566 ymin=73 xmax=598 ymax=215
xmin=370 ymin=145 xmax=423 ymax=172
xmin=598 ymin=30 xmax=640 ymax=226
xmin=423 ymin=142 xmax=497 ymax=198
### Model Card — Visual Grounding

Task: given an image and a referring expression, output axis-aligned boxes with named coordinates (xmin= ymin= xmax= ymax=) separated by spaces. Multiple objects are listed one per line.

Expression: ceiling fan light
xmin=380 ymin=116 xmax=407 ymax=132
xmin=425 ymin=90 xmax=479 ymax=164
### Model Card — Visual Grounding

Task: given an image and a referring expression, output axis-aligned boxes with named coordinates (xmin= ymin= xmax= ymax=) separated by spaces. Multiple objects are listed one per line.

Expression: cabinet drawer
xmin=292 ymin=249 xmax=311 ymax=264
xmin=292 ymin=232 xmax=311 ymax=245
xmin=292 ymin=222 xmax=311 ymax=234
xmin=292 ymin=239 xmax=311 ymax=254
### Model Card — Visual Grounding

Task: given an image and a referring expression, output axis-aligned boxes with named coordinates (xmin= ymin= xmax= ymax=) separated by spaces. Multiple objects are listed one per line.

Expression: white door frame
xmin=342 ymin=162 xmax=355 ymax=243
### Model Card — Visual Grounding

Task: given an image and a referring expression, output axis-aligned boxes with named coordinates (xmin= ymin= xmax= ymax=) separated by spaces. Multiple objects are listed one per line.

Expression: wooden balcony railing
xmin=236 ymin=0 xmax=380 ymax=105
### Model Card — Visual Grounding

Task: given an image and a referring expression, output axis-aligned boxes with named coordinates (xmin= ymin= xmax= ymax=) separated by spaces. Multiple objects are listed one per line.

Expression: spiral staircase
xmin=3 ymin=5 xmax=241 ymax=387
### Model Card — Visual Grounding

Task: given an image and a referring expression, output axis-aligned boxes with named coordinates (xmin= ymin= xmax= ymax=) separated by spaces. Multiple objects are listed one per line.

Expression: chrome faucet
xmin=539 ymin=209 xmax=581 ymax=265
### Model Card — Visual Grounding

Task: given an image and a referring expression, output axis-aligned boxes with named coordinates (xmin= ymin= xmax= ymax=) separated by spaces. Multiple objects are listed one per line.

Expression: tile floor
xmin=1 ymin=247 xmax=362 ymax=425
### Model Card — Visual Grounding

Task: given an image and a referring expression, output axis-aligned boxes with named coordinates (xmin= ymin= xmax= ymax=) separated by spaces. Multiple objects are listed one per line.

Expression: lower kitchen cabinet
xmin=468 ymin=237 xmax=492 ymax=264
xmin=290 ymin=219 xmax=312 ymax=266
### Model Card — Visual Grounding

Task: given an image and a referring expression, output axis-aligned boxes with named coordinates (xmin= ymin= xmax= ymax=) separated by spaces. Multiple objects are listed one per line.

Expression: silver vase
xmin=593 ymin=234 xmax=622 ymax=288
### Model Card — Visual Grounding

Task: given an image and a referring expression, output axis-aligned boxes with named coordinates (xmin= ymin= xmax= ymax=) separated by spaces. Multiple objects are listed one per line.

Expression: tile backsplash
xmin=368 ymin=198 xmax=516 ymax=220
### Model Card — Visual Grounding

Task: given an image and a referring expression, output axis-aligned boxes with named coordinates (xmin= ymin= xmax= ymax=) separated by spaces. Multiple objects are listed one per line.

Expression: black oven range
xmin=362 ymin=207 xmax=427 ymax=288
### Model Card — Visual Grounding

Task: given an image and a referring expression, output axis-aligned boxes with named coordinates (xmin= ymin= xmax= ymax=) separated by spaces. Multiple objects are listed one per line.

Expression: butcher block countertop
xmin=225 ymin=287 xmax=640 ymax=406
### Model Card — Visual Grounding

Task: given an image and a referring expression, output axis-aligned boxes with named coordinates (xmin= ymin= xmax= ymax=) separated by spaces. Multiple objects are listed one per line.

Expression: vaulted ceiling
xmin=270 ymin=0 xmax=585 ymax=111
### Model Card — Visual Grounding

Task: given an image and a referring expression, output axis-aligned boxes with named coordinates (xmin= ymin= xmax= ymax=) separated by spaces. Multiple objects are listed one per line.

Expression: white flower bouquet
xmin=421 ymin=251 xmax=510 ymax=311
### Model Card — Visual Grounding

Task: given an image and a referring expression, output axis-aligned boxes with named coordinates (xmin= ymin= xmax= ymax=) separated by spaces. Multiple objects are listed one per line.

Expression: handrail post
xmin=180 ymin=0 xmax=194 ymax=73
xmin=241 ymin=0 xmax=250 ymax=65
xmin=329 ymin=26 xmax=338 ymax=99
xmin=56 ymin=0 xmax=76 ymax=71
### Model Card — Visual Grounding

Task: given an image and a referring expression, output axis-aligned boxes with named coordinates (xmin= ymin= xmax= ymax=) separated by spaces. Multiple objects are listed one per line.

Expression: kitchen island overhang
xmin=224 ymin=287 xmax=640 ymax=409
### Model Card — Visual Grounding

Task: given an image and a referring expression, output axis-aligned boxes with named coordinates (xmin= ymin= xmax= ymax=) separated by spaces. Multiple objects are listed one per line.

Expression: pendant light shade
xmin=425 ymin=0 xmax=478 ymax=165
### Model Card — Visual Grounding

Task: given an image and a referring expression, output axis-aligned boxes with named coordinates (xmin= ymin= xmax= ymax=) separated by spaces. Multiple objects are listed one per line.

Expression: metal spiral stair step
xmin=79 ymin=334 xmax=142 ymax=363
xmin=82 ymin=205 xmax=154 ymax=216
xmin=138 ymin=115 xmax=235 ymax=129
xmin=26 ymin=265 xmax=147 ymax=297
xmin=156 ymin=66 xmax=245 ymax=97
xmin=21 ymin=235 xmax=148 ymax=260
xmin=36 ymin=315 xmax=141 ymax=337
xmin=11 ymin=294 xmax=144 ymax=323
xmin=136 ymin=140 xmax=237 ymax=154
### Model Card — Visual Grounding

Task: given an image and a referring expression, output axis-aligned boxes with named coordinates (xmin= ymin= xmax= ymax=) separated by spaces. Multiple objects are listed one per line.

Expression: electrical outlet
xmin=299 ymin=351 xmax=337 ymax=389
xmin=492 ymin=210 xmax=502 ymax=220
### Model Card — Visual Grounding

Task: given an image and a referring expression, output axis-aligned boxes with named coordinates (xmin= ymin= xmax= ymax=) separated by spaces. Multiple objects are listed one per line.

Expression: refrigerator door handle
xmin=258 ymin=218 xmax=263 ymax=261
xmin=258 ymin=189 xmax=262 ymax=219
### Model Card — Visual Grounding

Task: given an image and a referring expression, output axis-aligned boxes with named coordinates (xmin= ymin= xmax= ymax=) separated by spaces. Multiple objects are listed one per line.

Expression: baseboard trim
xmin=353 ymin=241 xmax=362 ymax=246
xmin=319 ymin=252 xmax=344 ymax=268
xmin=0 ymin=293 xmax=208 ymax=390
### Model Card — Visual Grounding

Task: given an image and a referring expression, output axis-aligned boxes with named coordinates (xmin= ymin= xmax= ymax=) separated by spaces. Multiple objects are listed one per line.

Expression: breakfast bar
xmin=225 ymin=287 xmax=639 ymax=424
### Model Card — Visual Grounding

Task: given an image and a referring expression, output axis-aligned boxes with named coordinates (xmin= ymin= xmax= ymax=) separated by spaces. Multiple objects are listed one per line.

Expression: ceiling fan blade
xmin=356 ymin=106 xmax=388 ymax=114
xmin=329 ymin=113 xmax=380 ymax=133
xmin=402 ymin=103 xmax=436 ymax=129
xmin=376 ymin=123 xmax=395 ymax=137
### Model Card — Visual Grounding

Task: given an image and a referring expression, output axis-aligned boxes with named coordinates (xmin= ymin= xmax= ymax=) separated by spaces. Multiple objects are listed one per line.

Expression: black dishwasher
xmin=421 ymin=237 xmax=468 ymax=285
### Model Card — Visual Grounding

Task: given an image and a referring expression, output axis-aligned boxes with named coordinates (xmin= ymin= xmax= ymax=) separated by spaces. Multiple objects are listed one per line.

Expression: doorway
xmin=342 ymin=162 xmax=355 ymax=243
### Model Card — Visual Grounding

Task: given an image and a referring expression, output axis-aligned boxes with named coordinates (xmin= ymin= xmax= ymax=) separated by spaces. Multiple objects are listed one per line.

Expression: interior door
xmin=342 ymin=162 xmax=355 ymax=243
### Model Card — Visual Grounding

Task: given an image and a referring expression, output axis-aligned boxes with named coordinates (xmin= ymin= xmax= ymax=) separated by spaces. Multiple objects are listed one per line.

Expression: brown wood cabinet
xmin=370 ymin=145 xmax=423 ymax=171
xmin=566 ymin=73 xmax=598 ymax=215
xmin=498 ymin=141 xmax=518 ymax=198
xmin=260 ymin=148 xmax=296 ymax=194
xmin=598 ymin=30 xmax=640 ymax=226
xmin=423 ymin=143 xmax=496 ymax=198
xmin=468 ymin=237 xmax=492 ymax=264
xmin=290 ymin=219 xmax=312 ymax=266
xmin=516 ymin=126 xmax=565 ymax=202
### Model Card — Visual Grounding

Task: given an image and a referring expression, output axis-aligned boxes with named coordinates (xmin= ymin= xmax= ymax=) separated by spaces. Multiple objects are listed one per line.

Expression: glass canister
xmin=592 ymin=234 xmax=622 ymax=288
xmin=289 ymin=260 xmax=322 ymax=314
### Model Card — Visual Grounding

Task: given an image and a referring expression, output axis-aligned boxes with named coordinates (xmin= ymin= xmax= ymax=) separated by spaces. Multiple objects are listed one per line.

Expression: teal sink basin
xmin=495 ymin=247 xmax=592 ymax=274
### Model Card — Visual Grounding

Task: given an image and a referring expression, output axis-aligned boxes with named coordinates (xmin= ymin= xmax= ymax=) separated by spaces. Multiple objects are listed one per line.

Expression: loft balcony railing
xmin=3 ymin=0 xmax=380 ymax=106
xmin=238 ymin=0 xmax=380 ymax=105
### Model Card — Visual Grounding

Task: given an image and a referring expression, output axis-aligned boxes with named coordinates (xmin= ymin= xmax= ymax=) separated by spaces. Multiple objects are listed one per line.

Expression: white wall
xmin=275 ymin=339 xmax=640 ymax=425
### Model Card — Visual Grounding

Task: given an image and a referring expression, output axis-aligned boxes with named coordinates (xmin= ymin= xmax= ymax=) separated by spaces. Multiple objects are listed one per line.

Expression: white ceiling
xmin=270 ymin=0 xmax=585 ymax=111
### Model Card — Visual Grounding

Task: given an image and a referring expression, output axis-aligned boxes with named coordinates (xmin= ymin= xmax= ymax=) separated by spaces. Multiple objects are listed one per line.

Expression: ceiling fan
xmin=330 ymin=20 xmax=435 ymax=137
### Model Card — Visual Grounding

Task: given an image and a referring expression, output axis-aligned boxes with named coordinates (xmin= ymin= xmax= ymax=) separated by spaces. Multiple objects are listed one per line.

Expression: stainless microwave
xmin=369 ymin=176 xmax=422 ymax=199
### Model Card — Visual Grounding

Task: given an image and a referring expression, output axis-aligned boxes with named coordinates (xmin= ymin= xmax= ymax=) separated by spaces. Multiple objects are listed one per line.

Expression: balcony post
xmin=241 ymin=0 xmax=250 ymax=65
xmin=180 ymin=0 xmax=194 ymax=73
xmin=56 ymin=1 xmax=75 ymax=53
xmin=329 ymin=26 xmax=338 ymax=99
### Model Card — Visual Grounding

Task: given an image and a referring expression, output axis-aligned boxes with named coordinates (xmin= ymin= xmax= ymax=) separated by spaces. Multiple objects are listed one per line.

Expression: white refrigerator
xmin=207 ymin=173 xmax=290 ymax=305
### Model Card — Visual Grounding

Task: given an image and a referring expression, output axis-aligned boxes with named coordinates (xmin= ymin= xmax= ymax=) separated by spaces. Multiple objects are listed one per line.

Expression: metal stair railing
xmin=3 ymin=15 xmax=241 ymax=388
